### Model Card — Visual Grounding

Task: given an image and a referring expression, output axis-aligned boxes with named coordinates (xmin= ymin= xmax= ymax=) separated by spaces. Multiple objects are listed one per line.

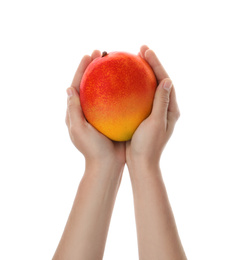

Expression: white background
xmin=0 ymin=0 xmax=238 ymax=259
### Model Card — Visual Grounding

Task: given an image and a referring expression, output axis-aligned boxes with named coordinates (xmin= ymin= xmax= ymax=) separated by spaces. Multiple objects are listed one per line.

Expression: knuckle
xmin=161 ymin=93 xmax=170 ymax=105
xmin=151 ymin=116 xmax=159 ymax=126
xmin=168 ymin=109 xmax=180 ymax=123
xmin=174 ymin=109 xmax=181 ymax=120
xmin=65 ymin=112 xmax=69 ymax=126
xmin=69 ymin=124 xmax=78 ymax=136
xmin=150 ymin=116 xmax=166 ymax=132
xmin=150 ymin=117 xmax=158 ymax=128
xmin=65 ymin=119 xmax=70 ymax=128
xmin=67 ymin=98 xmax=75 ymax=111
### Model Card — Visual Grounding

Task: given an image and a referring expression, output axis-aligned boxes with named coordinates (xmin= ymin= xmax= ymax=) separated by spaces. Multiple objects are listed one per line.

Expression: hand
xmin=126 ymin=45 xmax=180 ymax=170
xmin=65 ymin=51 xmax=126 ymax=171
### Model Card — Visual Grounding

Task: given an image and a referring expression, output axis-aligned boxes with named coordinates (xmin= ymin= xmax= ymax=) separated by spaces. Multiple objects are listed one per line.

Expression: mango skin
xmin=79 ymin=52 xmax=157 ymax=141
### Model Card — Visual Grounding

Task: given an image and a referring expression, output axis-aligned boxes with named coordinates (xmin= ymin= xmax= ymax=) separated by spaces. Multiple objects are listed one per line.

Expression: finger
xmin=151 ymin=78 xmax=173 ymax=127
xmin=65 ymin=88 xmax=70 ymax=126
xmin=66 ymin=87 xmax=86 ymax=128
xmin=167 ymin=85 xmax=180 ymax=124
xmin=144 ymin=49 xmax=169 ymax=82
xmin=168 ymin=86 xmax=179 ymax=113
xmin=140 ymin=45 xmax=149 ymax=59
xmin=71 ymin=55 xmax=92 ymax=92
xmin=65 ymin=108 xmax=70 ymax=126
xmin=91 ymin=50 xmax=101 ymax=60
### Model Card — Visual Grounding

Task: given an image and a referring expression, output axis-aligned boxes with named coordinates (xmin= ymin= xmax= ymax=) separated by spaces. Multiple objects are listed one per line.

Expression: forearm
xmin=53 ymin=161 xmax=124 ymax=260
xmin=128 ymin=163 xmax=186 ymax=260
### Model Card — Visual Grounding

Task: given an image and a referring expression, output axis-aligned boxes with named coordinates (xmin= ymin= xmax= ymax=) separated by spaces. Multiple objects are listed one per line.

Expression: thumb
xmin=66 ymin=87 xmax=86 ymax=126
xmin=151 ymin=78 xmax=173 ymax=122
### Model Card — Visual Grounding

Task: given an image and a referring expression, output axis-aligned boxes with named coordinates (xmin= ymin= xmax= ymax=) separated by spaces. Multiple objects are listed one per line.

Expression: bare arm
xmin=128 ymin=164 xmax=186 ymax=260
xmin=126 ymin=46 xmax=187 ymax=260
xmin=53 ymin=52 xmax=126 ymax=260
xmin=53 ymin=161 xmax=124 ymax=260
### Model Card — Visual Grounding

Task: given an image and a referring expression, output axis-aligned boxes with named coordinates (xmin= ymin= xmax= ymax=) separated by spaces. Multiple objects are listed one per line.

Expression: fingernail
xmin=66 ymin=88 xmax=73 ymax=97
xmin=163 ymin=79 xmax=172 ymax=91
xmin=144 ymin=49 xmax=150 ymax=59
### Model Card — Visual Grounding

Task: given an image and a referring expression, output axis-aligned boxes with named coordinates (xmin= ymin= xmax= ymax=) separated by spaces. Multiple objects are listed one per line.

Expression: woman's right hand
xmin=126 ymin=46 xmax=180 ymax=171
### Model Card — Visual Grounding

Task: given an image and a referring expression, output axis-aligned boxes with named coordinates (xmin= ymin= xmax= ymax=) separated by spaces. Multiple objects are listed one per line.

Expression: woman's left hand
xmin=65 ymin=51 xmax=126 ymax=171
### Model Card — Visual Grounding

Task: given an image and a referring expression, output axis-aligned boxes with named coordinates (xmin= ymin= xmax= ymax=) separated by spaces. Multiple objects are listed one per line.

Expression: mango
xmin=80 ymin=51 xmax=157 ymax=141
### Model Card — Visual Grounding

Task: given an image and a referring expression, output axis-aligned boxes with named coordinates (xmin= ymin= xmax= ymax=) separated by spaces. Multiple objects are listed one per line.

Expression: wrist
xmin=84 ymin=157 xmax=125 ymax=182
xmin=127 ymin=158 xmax=161 ymax=182
xmin=127 ymin=156 xmax=160 ymax=171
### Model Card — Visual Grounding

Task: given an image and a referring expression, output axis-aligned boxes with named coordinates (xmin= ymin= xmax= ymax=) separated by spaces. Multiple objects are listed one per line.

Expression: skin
xmin=52 ymin=46 xmax=187 ymax=260
xmin=126 ymin=46 xmax=186 ymax=260
xmin=53 ymin=51 xmax=126 ymax=260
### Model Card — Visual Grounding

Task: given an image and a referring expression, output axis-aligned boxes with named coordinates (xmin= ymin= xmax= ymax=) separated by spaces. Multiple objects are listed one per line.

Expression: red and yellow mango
xmin=80 ymin=51 xmax=157 ymax=141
